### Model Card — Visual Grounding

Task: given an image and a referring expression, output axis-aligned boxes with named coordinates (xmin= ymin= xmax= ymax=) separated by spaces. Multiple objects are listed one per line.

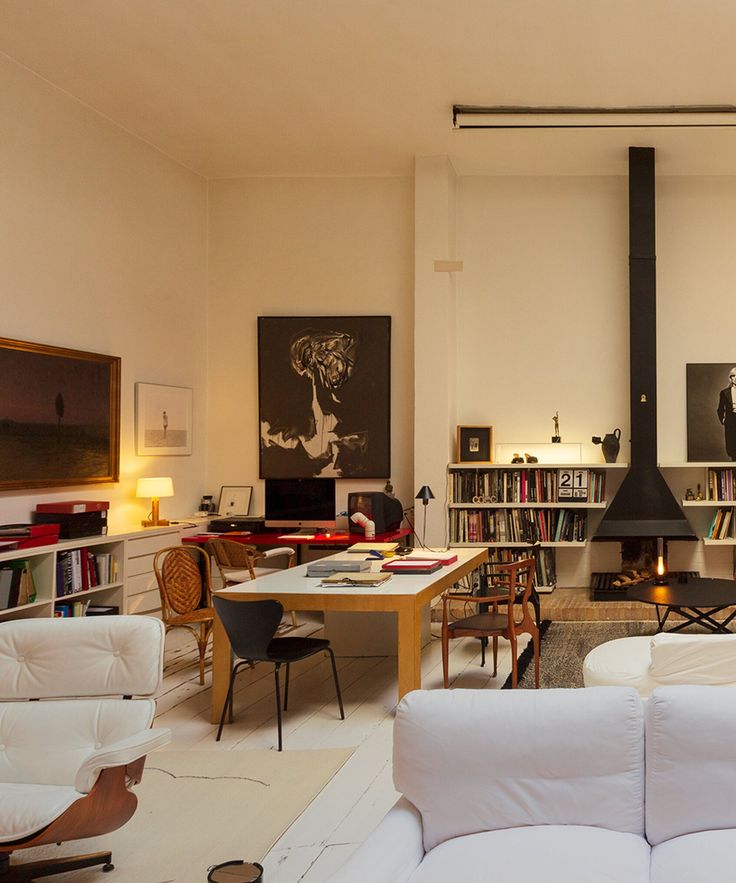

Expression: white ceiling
xmin=2 ymin=0 xmax=736 ymax=178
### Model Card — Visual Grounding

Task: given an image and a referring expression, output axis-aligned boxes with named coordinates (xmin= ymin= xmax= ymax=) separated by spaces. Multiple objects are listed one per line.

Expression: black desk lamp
xmin=415 ymin=485 xmax=435 ymax=546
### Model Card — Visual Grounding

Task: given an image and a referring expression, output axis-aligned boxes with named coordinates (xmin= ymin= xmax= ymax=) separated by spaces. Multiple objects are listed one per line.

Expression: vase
xmin=601 ymin=428 xmax=621 ymax=463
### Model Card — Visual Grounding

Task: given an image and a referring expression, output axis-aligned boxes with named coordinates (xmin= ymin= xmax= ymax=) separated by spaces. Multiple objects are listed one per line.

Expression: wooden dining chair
xmin=441 ymin=557 xmax=539 ymax=689
xmin=153 ymin=545 xmax=214 ymax=685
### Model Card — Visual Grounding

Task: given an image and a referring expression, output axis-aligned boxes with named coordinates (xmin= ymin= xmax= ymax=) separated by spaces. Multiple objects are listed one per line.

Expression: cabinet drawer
xmin=127 ymin=554 xmax=157 ymax=578
xmin=127 ymin=571 xmax=159 ymax=597
xmin=126 ymin=530 xmax=182 ymax=559
xmin=127 ymin=589 xmax=161 ymax=615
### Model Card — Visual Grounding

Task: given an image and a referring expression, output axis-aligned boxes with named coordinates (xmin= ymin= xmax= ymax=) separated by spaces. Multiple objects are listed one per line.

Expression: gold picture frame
xmin=457 ymin=425 xmax=493 ymax=463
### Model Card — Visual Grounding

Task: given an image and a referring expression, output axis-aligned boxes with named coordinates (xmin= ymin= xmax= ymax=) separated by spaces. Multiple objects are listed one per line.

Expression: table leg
xmin=397 ymin=604 xmax=422 ymax=702
xmin=211 ymin=611 xmax=233 ymax=725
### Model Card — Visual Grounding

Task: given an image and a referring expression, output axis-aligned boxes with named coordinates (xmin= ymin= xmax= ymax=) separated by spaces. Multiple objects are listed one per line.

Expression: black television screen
xmin=265 ymin=478 xmax=337 ymax=529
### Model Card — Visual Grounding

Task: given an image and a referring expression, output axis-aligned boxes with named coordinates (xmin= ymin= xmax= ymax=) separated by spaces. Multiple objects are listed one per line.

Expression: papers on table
xmin=346 ymin=542 xmax=400 ymax=553
xmin=319 ymin=571 xmax=392 ymax=587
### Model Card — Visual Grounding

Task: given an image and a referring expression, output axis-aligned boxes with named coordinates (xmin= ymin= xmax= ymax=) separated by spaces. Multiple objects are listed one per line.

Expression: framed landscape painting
xmin=687 ymin=362 xmax=736 ymax=462
xmin=0 ymin=337 xmax=120 ymax=489
xmin=136 ymin=383 xmax=193 ymax=456
xmin=258 ymin=316 xmax=391 ymax=478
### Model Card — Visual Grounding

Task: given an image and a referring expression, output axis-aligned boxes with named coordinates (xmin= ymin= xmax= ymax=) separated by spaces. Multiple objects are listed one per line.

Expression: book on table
xmin=381 ymin=559 xmax=443 ymax=574
xmin=346 ymin=542 xmax=399 ymax=553
xmin=319 ymin=571 xmax=392 ymax=587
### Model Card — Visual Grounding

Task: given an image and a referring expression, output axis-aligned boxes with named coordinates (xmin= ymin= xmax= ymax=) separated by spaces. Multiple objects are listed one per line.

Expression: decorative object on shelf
xmin=137 ymin=476 xmax=174 ymax=527
xmin=0 ymin=336 xmax=120 ymax=490
xmin=415 ymin=485 xmax=435 ymax=545
xmin=525 ymin=453 xmax=538 ymax=463
xmin=685 ymin=487 xmax=695 ymax=500
xmin=258 ymin=316 xmax=391 ymax=478
xmin=135 ymin=383 xmax=193 ymax=456
xmin=686 ymin=363 xmax=736 ymax=462
xmin=551 ymin=411 xmax=561 ymax=443
xmin=496 ymin=442 xmax=584 ymax=465
xmin=199 ymin=495 xmax=216 ymax=514
xmin=216 ymin=486 xmax=253 ymax=517
xmin=511 ymin=453 xmax=524 ymax=463
xmin=592 ymin=428 xmax=621 ymax=463
xmin=456 ymin=425 xmax=493 ymax=463
xmin=696 ymin=483 xmax=704 ymax=501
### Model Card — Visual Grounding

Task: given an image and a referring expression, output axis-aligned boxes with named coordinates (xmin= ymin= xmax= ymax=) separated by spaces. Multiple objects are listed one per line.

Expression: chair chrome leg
xmin=283 ymin=663 xmax=290 ymax=710
xmin=480 ymin=637 xmax=486 ymax=667
xmin=216 ymin=661 xmax=248 ymax=741
xmin=274 ymin=664 xmax=283 ymax=751
xmin=326 ymin=648 xmax=345 ymax=719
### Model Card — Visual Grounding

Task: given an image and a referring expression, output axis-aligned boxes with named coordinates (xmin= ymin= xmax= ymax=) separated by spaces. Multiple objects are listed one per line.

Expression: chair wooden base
xmin=0 ymin=849 xmax=114 ymax=880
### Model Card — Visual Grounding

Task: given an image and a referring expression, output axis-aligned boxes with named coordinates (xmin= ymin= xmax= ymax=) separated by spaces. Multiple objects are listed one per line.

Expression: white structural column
xmin=414 ymin=156 xmax=459 ymax=548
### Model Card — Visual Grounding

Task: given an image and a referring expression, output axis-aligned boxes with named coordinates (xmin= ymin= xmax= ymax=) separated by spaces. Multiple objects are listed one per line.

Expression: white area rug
xmin=14 ymin=748 xmax=353 ymax=883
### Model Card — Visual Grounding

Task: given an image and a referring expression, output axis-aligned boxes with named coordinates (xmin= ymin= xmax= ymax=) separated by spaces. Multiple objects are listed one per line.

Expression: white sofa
xmin=583 ymin=632 xmax=736 ymax=696
xmin=330 ymin=685 xmax=736 ymax=882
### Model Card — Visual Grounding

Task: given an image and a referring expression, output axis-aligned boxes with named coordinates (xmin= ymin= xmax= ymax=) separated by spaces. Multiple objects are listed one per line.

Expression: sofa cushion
xmin=406 ymin=826 xmax=651 ymax=883
xmin=0 ymin=782 xmax=81 ymax=843
xmin=650 ymin=829 xmax=736 ymax=882
xmin=649 ymin=633 xmax=736 ymax=684
xmin=646 ymin=685 xmax=736 ymax=844
xmin=394 ymin=687 xmax=645 ymax=852
xmin=583 ymin=635 xmax=656 ymax=696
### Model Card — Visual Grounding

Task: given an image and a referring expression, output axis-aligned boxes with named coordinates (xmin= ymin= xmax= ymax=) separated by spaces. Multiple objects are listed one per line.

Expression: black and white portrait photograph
xmin=258 ymin=316 xmax=391 ymax=478
xmin=687 ymin=363 xmax=736 ymax=462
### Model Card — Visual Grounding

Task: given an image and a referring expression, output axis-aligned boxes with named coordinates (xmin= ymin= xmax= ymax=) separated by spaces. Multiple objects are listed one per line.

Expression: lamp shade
xmin=136 ymin=477 xmax=174 ymax=499
xmin=415 ymin=485 xmax=435 ymax=503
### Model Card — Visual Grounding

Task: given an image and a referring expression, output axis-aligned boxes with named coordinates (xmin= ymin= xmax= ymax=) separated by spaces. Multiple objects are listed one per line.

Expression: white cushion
xmin=0 ymin=782 xmax=82 ymax=843
xmin=583 ymin=636 xmax=656 ymax=696
xmin=406 ymin=826 xmax=651 ymax=883
xmin=650 ymin=830 xmax=736 ymax=882
xmin=0 ymin=698 xmax=155 ymax=787
xmin=646 ymin=685 xmax=736 ymax=845
xmin=649 ymin=632 xmax=736 ymax=684
xmin=394 ymin=687 xmax=645 ymax=852
xmin=0 ymin=616 xmax=164 ymax=699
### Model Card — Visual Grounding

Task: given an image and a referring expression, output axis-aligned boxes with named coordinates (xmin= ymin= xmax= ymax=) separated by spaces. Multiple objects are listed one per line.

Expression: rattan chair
xmin=153 ymin=545 xmax=214 ymax=685
xmin=441 ymin=557 xmax=539 ymax=689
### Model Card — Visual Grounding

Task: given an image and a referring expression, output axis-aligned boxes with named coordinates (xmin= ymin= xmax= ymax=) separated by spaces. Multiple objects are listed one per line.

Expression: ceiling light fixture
xmin=452 ymin=105 xmax=736 ymax=130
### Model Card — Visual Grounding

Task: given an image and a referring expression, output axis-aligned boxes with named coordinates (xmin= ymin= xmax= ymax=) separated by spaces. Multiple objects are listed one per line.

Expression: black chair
xmin=213 ymin=596 xmax=344 ymax=750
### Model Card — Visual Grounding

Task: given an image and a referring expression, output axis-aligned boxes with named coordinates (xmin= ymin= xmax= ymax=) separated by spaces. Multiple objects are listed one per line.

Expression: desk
xmin=185 ymin=528 xmax=412 ymax=564
xmin=627 ymin=577 xmax=736 ymax=633
xmin=211 ymin=547 xmax=488 ymax=724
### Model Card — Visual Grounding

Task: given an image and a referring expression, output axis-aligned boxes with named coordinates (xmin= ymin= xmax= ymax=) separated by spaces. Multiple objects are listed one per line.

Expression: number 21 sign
xmin=557 ymin=469 xmax=589 ymax=501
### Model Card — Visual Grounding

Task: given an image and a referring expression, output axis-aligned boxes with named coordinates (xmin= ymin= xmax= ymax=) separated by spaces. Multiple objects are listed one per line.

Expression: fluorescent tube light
xmin=452 ymin=105 xmax=736 ymax=129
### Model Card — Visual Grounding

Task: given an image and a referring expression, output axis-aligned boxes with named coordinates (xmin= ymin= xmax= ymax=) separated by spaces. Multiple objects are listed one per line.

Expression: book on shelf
xmin=708 ymin=507 xmax=733 ymax=540
xmin=449 ymin=507 xmax=587 ymax=544
xmin=450 ymin=467 xmax=606 ymax=505
xmin=0 ymin=560 xmax=36 ymax=609
xmin=707 ymin=468 xmax=736 ymax=502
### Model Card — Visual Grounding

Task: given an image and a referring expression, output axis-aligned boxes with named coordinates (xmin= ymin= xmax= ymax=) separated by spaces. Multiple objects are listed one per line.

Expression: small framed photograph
xmin=136 ymin=383 xmax=193 ymax=456
xmin=217 ymin=485 xmax=253 ymax=516
xmin=457 ymin=426 xmax=493 ymax=463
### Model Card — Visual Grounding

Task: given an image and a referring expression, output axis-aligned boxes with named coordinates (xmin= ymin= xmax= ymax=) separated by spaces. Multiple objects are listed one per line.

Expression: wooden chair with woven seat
xmin=441 ymin=557 xmax=539 ymax=689
xmin=207 ymin=537 xmax=298 ymax=626
xmin=153 ymin=545 xmax=214 ymax=685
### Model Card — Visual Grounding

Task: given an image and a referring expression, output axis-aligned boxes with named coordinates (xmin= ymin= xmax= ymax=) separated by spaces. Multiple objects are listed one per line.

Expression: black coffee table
xmin=627 ymin=577 xmax=736 ymax=633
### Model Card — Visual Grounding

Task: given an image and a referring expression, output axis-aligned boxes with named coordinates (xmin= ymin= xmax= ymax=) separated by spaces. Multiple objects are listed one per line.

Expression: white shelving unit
xmin=0 ymin=524 xmax=190 ymax=622
xmin=447 ymin=462 xmax=627 ymax=593
xmin=660 ymin=463 xmax=736 ymax=545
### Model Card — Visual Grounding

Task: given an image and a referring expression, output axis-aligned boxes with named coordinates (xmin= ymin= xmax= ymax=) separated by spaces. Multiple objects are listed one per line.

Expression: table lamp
xmin=137 ymin=476 xmax=174 ymax=527
xmin=415 ymin=485 xmax=435 ymax=546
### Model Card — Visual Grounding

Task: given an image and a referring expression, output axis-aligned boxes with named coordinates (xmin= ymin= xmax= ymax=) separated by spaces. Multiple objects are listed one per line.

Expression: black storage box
xmin=33 ymin=509 xmax=107 ymax=539
xmin=209 ymin=516 xmax=265 ymax=533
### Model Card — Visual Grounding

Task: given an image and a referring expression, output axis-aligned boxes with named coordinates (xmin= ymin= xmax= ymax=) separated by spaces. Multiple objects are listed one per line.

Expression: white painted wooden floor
xmin=155 ymin=618 xmax=525 ymax=882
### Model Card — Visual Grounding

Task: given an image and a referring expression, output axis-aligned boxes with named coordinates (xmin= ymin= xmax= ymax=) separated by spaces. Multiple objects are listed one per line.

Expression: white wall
xmin=206 ymin=176 xmax=415 ymax=522
xmin=0 ymin=55 xmax=208 ymax=530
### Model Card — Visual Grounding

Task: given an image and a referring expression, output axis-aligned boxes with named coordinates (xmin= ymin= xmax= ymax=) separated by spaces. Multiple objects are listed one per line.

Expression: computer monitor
xmin=264 ymin=478 xmax=337 ymax=529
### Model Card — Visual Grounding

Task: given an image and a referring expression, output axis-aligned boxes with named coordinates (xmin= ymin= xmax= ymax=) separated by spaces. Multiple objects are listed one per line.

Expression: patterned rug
xmin=503 ymin=620 xmax=660 ymax=689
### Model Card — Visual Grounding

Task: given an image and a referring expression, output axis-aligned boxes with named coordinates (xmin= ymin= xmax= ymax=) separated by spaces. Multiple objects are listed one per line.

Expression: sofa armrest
xmin=74 ymin=727 xmax=171 ymax=793
xmin=328 ymin=797 xmax=424 ymax=883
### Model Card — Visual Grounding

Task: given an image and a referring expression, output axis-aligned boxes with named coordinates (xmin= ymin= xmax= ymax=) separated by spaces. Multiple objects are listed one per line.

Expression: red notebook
xmin=381 ymin=559 xmax=443 ymax=574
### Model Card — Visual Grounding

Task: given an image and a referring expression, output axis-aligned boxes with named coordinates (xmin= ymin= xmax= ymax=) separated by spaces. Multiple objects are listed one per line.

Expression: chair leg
xmin=480 ymin=637 xmax=486 ymax=667
xmin=532 ymin=589 xmax=542 ymax=629
xmin=510 ymin=637 xmax=518 ymax=688
xmin=441 ymin=620 xmax=450 ymax=689
xmin=492 ymin=636 xmax=498 ymax=678
xmin=216 ymin=665 xmax=239 ymax=741
xmin=290 ymin=610 xmax=298 ymax=627
xmin=274 ymin=664 xmax=283 ymax=751
xmin=197 ymin=624 xmax=207 ymax=685
xmin=283 ymin=663 xmax=290 ymax=710
xmin=326 ymin=648 xmax=345 ymax=719
xmin=533 ymin=629 xmax=541 ymax=688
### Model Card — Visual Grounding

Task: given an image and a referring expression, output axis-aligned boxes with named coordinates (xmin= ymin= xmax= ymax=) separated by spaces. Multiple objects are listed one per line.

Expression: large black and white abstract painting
xmin=687 ymin=362 xmax=736 ymax=462
xmin=258 ymin=316 xmax=391 ymax=478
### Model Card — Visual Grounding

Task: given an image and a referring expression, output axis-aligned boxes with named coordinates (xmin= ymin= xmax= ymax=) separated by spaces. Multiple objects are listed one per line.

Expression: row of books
xmin=56 ymin=548 xmax=117 ymax=597
xmin=55 ymin=602 xmax=120 ymax=618
xmin=707 ymin=468 xmax=736 ymax=502
xmin=707 ymin=508 xmax=734 ymax=540
xmin=450 ymin=469 xmax=606 ymax=504
xmin=449 ymin=508 xmax=587 ymax=544
xmin=0 ymin=561 xmax=36 ymax=610
xmin=485 ymin=547 xmax=557 ymax=588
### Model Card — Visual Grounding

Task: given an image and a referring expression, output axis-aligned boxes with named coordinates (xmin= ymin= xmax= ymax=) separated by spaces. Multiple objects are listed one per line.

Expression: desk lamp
xmin=137 ymin=476 xmax=174 ymax=527
xmin=415 ymin=485 xmax=435 ymax=546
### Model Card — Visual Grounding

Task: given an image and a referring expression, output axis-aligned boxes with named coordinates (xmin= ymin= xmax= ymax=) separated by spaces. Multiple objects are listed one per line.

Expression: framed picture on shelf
xmin=136 ymin=383 xmax=193 ymax=456
xmin=457 ymin=425 xmax=493 ymax=463
xmin=217 ymin=485 xmax=253 ymax=516
xmin=686 ymin=363 xmax=736 ymax=462
xmin=0 ymin=337 xmax=120 ymax=490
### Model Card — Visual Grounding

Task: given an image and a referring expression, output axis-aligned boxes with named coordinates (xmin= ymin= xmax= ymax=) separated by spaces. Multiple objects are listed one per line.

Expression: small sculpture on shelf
xmin=695 ymin=484 xmax=704 ymax=501
xmin=511 ymin=453 xmax=524 ymax=464
xmin=552 ymin=411 xmax=561 ymax=443
xmin=685 ymin=487 xmax=695 ymax=501
xmin=525 ymin=453 xmax=538 ymax=463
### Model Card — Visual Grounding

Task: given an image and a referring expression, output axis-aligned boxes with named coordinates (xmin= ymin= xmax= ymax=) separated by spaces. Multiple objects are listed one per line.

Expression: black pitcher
xmin=592 ymin=428 xmax=621 ymax=463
